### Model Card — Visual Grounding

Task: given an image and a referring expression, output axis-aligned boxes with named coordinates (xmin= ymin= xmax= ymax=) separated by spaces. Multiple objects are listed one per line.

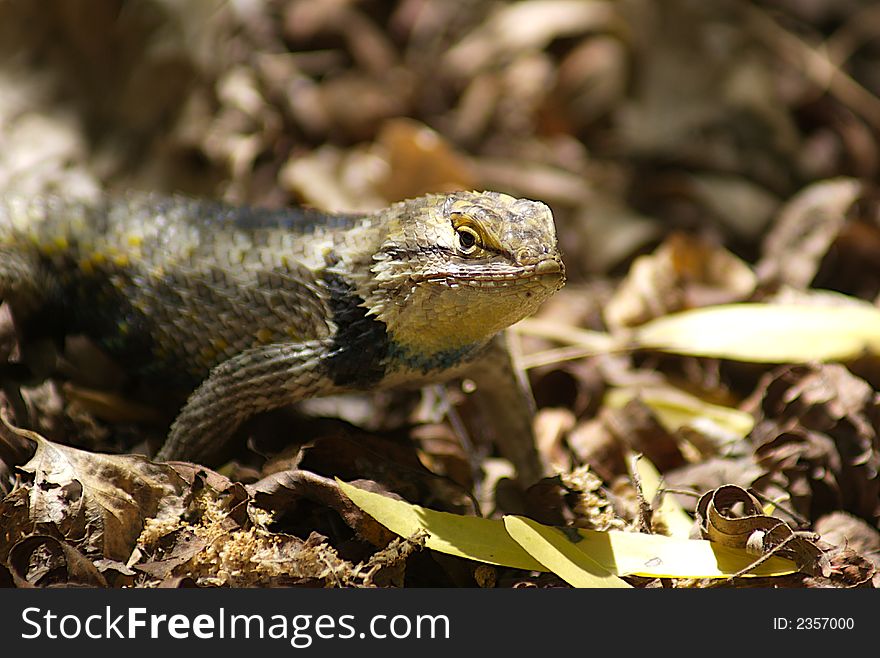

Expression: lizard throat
xmin=371 ymin=255 xmax=564 ymax=356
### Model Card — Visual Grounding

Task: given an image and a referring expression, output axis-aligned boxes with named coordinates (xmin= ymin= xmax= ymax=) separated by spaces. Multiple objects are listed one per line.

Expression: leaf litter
xmin=1 ymin=0 xmax=879 ymax=588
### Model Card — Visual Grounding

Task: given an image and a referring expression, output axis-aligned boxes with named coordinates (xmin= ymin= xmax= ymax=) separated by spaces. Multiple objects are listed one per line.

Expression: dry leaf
xmin=0 ymin=417 xmax=187 ymax=562
xmin=375 ymin=118 xmax=477 ymax=200
xmin=815 ymin=511 xmax=880 ymax=575
xmin=758 ymin=177 xmax=863 ymax=289
xmin=600 ymin=398 xmax=686 ymax=472
xmin=604 ymin=233 xmax=757 ymax=330
xmin=633 ymin=301 xmax=880 ymax=362
xmin=748 ymin=364 xmax=880 ymax=522
xmin=339 ymin=479 xmax=798 ymax=580
xmin=6 ymin=535 xmax=108 ymax=587
xmin=444 ymin=0 xmax=617 ymax=77
xmin=695 ymin=485 xmax=827 ymax=577
xmin=605 ymin=385 xmax=754 ymax=444
xmin=502 ymin=515 xmax=631 ymax=588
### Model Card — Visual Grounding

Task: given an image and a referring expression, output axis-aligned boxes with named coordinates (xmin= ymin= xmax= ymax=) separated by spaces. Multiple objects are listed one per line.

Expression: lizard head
xmin=366 ymin=190 xmax=565 ymax=357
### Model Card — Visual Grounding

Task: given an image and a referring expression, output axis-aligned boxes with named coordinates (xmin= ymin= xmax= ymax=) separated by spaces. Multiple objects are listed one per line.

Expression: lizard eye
xmin=455 ymin=226 xmax=480 ymax=255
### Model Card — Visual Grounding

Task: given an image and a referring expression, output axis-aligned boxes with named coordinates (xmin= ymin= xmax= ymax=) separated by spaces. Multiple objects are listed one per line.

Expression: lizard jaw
xmin=376 ymin=255 xmax=565 ymax=356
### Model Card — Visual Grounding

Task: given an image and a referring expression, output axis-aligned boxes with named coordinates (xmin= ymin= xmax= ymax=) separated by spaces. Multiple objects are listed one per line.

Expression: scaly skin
xmin=0 ymin=191 xmax=565 ymax=483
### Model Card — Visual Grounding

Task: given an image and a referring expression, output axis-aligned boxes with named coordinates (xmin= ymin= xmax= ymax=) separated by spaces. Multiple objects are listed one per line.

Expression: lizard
xmin=0 ymin=190 xmax=565 ymax=484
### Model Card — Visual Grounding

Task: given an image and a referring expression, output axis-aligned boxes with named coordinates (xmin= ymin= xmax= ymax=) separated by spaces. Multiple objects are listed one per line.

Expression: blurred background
xmin=2 ymin=0 xmax=879 ymax=285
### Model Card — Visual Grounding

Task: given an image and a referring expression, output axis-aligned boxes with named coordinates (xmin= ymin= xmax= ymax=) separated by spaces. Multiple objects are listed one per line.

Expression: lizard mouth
xmin=419 ymin=256 xmax=566 ymax=289
xmin=526 ymin=256 xmax=565 ymax=292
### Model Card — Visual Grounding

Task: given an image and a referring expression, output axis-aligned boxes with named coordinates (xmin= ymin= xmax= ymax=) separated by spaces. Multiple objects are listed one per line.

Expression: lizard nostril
xmin=534 ymin=258 xmax=562 ymax=276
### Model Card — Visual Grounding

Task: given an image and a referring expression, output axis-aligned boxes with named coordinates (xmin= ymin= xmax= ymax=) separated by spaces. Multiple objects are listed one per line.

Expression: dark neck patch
xmin=387 ymin=340 xmax=485 ymax=375
xmin=322 ymin=270 xmax=389 ymax=387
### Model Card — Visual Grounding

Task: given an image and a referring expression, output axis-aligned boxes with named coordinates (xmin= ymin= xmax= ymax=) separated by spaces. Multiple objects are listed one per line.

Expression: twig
xmin=748 ymin=5 xmax=880 ymax=132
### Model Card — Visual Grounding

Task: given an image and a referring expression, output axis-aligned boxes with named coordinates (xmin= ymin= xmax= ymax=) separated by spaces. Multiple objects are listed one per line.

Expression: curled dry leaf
xmin=695 ymin=485 xmax=827 ymax=577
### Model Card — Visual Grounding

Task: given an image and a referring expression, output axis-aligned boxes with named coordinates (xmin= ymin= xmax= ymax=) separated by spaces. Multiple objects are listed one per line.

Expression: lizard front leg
xmin=463 ymin=333 xmax=550 ymax=485
xmin=155 ymin=339 xmax=334 ymax=463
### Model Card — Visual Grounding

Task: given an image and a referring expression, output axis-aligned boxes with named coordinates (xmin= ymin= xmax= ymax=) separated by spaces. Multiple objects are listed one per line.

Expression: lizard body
xmin=0 ymin=191 xmax=565 ymax=482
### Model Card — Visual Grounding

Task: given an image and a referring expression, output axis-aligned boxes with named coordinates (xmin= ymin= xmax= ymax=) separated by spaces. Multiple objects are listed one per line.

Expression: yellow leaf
xmin=568 ymin=527 xmax=797 ymax=578
xmin=503 ymin=516 xmax=631 ymax=588
xmin=631 ymin=455 xmax=694 ymax=539
xmin=339 ymin=480 xmax=798 ymax=579
xmin=337 ymin=479 xmax=545 ymax=572
xmin=605 ymin=386 xmax=754 ymax=438
xmin=634 ymin=303 xmax=880 ymax=362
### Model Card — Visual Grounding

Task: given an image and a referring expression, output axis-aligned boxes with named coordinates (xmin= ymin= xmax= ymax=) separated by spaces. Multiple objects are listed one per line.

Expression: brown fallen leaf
xmin=747 ymin=364 xmax=880 ymax=522
xmin=815 ymin=511 xmax=880 ymax=569
xmin=443 ymin=0 xmax=618 ymax=77
xmin=533 ymin=407 xmax=576 ymax=473
xmin=601 ymin=398 xmax=687 ymax=473
xmin=6 ymin=535 xmax=108 ymax=587
xmin=375 ymin=118 xmax=477 ymax=200
xmin=135 ymin=528 xmax=209 ymax=582
xmin=803 ymin=546 xmax=876 ymax=588
xmin=262 ymin=431 xmax=477 ymax=515
xmin=604 ymin=233 xmax=757 ymax=330
xmin=758 ymin=177 xmax=864 ymax=289
xmin=0 ymin=414 xmax=188 ymax=563
xmin=249 ymin=469 xmax=398 ymax=549
xmin=567 ymin=417 xmax=628 ymax=483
